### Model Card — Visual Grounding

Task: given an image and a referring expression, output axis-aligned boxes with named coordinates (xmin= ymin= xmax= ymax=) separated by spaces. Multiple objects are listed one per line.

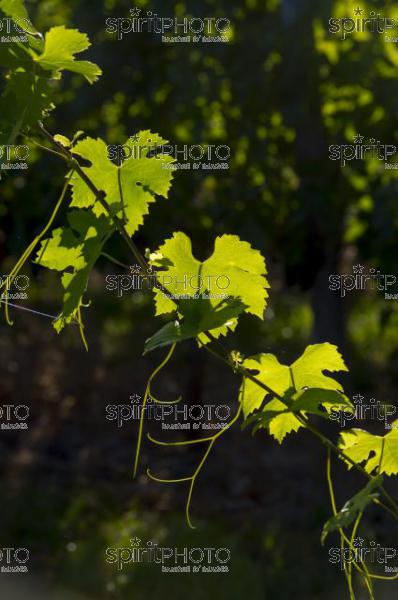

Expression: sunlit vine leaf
xmin=244 ymin=388 xmax=352 ymax=436
xmin=240 ymin=344 xmax=348 ymax=443
xmin=0 ymin=1 xmax=100 ymax=143
xmin=338 ymin=423 xmax=398 ymax=476
xmin=260 ymin=398 xmax=303 ymax=442
xmin=0 ymin=71 xmax=54 ymax=144
xmin=35 ymin=26 xmax=102 ymax=83
xmin=69 ymin=132 xmax=175 ymax=235
xmin=150 ymin=232 xmax=268 ymax=317
xmin=35 ymin=209 xmax=113 ymax=331
xmin=0 ymin=0 xmax=33 ymax=23
xmin=0 ymin=0 xmax=46 ymax=142
xmin=148 ymin=231 xmax=268 ymax=342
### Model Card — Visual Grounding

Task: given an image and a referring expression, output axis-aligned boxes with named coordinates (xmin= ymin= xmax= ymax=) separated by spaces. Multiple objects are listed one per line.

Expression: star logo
xmin=130 ymin=537 xmax=141 ymax=547
xmin=130 ymin=7 xmax=141 ymax=17
xmin=353 ymin=394 xmax=364 ymax=404
xmin=130 ymin=394 xmax=142 ymax=404
xmin=353 ymin=134 xmax=364 ymax=144
xmin=353 ymin=264 xmax=364 ymax=274
xmin=130 ymin=133 xmax=140 ymax=143
xmin=354 ymin=7 xmax=363 ymax=16
xmin=130 ymin=264 xmax=142 ymax=274
xmin=353 ymin=537 xmax=364 ymax=548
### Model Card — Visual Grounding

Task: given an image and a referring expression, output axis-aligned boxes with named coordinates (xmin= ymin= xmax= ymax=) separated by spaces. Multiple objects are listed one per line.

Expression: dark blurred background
xmin=0 ymin=0 xmax=398 ymax=598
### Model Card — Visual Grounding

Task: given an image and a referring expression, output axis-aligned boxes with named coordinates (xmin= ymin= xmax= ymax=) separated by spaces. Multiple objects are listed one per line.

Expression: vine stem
xmin=101 ymin=252 xmax=130 ymax=269
xmin=24 ymin=135 xmax=67 ymax=160
xmin=32 ymin=124 xmax=398 ymax=523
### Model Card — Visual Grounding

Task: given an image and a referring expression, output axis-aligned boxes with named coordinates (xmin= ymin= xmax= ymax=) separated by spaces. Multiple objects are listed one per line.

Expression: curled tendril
xmin=146 ymin=471 xmax=192 ymax=484
xmin=133 ymin=343 xmax=178 ymax=478
xmin=146 ymin=404 xmax=242 ymax=529
xmin=1 ymin=171 xmax=74 ymax=325
xmin=148 ymin=391 xmax=182 ymax=405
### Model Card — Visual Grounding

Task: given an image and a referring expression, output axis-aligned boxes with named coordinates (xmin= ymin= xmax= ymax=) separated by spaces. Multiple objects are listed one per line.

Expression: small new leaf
xmin=54 ymin=134 xmax=71 ymax=148
xmin=35 ymin=26 xmax=102 ymax=83
xmin=0 ymin=0 xmax=36 ymax=30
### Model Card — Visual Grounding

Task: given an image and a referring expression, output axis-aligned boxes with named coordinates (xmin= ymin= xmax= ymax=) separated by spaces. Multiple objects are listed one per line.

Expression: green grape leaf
xmin=241 ymin=344 xmax=347 ymax=417
xmin=240 ymin=344 xmax=348 ymax=443
xmin=243 ymin=388 xmax=352 ymax=444
xmin=240 ymin=354 xmax=290 ymax=417
xmin=0 ymin=1 xmax=46 ymax=143
xmin=242 ymin=389 xmax=295 ymax=433
xmin=0 ymin=9 xmax=100 ymax=143
xmin=34 ymin=26 xmax=102 ymax=83
xmin=0 ymin=70 xmax=54 ymax=144
xmin=291 ymin=344 xmax=348 ymax=390
xmin=35 ymin=210 xmax=113 ymax=331
xmin=321 ymin=476 xmax=384 ymax=544
xmin=0 ymin=0 xmax=31 ymax=22
xmin=0 ymin=0 xmax=38 ymax=38
xmin=265 ymin=398 xmax=303 ymax=443
xmin=35 ymin=227 xmax=85 ymax=271
xmin=148 ymin=231 xmax=268 ymax=342
xmin=292 ymin=388 xmax=352 ymax=415
xmin=69 ymin=132 xmax=175 ymax=235
xmin=338 ymin=423 xmax=398 ymax=476
xmin=144 ymin=296 xmax=246 ymax=354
